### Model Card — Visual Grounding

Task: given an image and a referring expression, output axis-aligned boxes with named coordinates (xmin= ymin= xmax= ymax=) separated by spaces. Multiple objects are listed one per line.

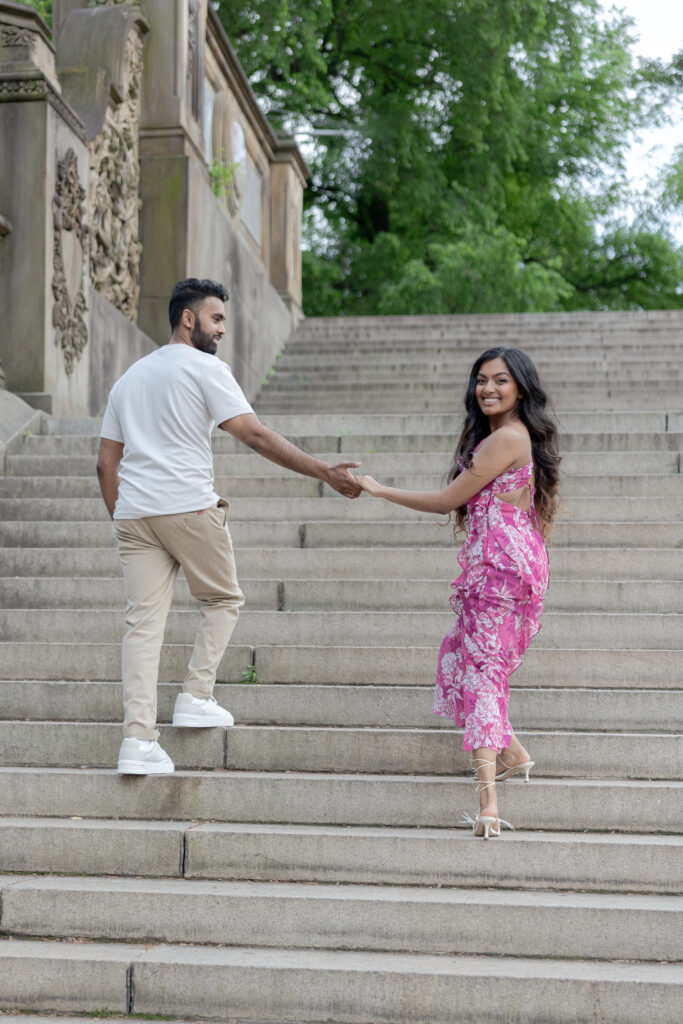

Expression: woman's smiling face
xmin=475 ymin=357 xmax=521 ymax=419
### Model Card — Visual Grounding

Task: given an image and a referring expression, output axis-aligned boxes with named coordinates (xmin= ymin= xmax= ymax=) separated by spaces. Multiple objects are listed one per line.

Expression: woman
xmin=357 ymin=347 xmax=560 ymax=838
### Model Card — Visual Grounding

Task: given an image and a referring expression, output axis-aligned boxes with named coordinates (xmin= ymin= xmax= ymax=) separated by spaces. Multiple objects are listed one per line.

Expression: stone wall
xmin=135 ymin=0 xmax=308 ymax=397
xmin=0 ymin=0 xmax=308 ymax=414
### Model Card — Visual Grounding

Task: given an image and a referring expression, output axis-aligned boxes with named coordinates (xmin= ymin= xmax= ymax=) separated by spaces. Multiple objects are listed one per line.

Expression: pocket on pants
xmin=216 ymin=497 xmax=230 ymax=525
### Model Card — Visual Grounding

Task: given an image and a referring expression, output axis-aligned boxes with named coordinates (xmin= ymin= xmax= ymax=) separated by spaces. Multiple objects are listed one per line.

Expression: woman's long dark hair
xmin=448 ymin=347 xmax=561 ymax=536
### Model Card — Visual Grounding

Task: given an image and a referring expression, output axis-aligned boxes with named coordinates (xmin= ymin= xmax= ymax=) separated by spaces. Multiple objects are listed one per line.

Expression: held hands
xmin=324 ymin=462 xmax=363 ymax=498
xmin=355 ymin=474 xmax=384 ymax=498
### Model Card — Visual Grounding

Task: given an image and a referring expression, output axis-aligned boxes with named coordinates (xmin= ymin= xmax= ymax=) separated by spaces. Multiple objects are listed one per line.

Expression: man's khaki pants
xmin=114 ymin=499 xmax=244 ymax=739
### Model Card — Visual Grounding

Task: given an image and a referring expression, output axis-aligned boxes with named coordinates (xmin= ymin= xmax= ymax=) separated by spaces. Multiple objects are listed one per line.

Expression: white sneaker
xmin=172 ymin=693 xmax=235 ymax=728
xmin=117 ymin=738 xmax=174 ymax=775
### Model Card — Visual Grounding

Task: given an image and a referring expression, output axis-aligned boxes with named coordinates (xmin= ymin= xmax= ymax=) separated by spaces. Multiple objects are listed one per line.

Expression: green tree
xmin=16 ymin=0 xmax=52 ymax=27
xmin=217 ymin=0 xmax=683 ymax=314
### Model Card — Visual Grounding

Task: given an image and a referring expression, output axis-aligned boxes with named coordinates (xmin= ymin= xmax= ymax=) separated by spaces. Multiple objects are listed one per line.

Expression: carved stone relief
xmin=87 ymin=0 xmax=146 ymax=11
xmin=87 ymin=27 xmax=144 ymax=320
xmin=187 ymin=0 xmax=203 ymax=123
xmin=0 ymin=25 xmax=36 ymax=49
xmin=52 ymin=149 xmax=89 ymax=377
xmin=0 ymin=77 xmax=46 ymax=100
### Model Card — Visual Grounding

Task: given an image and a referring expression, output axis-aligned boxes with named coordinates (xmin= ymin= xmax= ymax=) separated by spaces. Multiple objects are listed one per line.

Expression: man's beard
xmin=191 ymin=322 xmax=219 ymax=355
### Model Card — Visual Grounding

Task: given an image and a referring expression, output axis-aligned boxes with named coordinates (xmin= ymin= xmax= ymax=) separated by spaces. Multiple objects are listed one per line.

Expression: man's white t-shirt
xmin=100 ymin=343 xmax=254 ymax=519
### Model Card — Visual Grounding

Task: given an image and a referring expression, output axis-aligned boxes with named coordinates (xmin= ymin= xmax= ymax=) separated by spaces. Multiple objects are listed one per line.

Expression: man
xmin=97 ymin=277 xmax=361 ymax=775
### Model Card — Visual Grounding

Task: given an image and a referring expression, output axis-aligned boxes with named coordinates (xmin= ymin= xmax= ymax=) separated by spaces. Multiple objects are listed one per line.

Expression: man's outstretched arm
xmin=221 ymin=413 xmax=362 ymax=498
xmin=96 ymin=438 xmax=125 ymax=518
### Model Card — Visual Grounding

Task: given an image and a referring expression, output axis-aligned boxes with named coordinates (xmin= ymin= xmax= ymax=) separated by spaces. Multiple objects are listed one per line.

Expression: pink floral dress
xmin=433 ymin=451 xmax=549 ymax=752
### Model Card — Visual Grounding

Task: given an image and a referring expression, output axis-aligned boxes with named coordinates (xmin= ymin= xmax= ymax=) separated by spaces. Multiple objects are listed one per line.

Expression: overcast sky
xmin=605 ymin=1 xmax=683 ymax=240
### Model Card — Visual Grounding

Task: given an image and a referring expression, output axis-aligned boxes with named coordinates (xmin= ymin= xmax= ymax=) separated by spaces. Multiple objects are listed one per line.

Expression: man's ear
xmin=182 ymin=307 xmax=195 ymax=330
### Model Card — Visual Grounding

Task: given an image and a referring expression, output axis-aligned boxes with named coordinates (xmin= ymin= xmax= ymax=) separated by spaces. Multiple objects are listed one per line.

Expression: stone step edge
xmin=4 ymin=575 xmax=682 ymax=584
xmin=2 ymin=610 xmax=682 ymax=620
xmin=0 ymin=641 xmax=678 ymax=656
xmin=3 ymin=766 xmax=680 ymax=788
xmin=3 ymin=872 xmax=681 ymax=915
xmin=1 ymin=935 xmax=679 ymax=984
xmin=8 ymin=679 xmax=680 ymax=694
xmin=2 ymin=720 xmax=680 ymax=740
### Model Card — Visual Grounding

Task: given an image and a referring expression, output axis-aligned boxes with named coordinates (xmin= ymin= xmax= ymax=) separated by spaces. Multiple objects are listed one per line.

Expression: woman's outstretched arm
xmin=356 ymin=426 xmax=530 ymax=514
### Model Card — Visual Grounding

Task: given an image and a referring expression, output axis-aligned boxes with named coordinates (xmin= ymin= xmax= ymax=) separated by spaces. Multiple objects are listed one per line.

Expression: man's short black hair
xmin=168 ymin=278 xmax=229 ymax=329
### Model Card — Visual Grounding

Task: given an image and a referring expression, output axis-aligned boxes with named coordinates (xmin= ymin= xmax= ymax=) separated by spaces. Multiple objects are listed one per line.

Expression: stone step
xmin=255 ymin=380 xmax=683 ymax=397
xmin=3 ymin=472 xmax=682 ymax=499
xmin=0 ymin=644 xmax=677 ymax=689
xmin=0 ymin=1017 xmax=192 ymax=1024
xmin=6 ymin=449 xmax=680 ymax=476
xmin=254 ymin=393 xmax=683 ymax=412
xmin=1 ymin=817 xmax=680 ymax=894
xmin=2 ymin=875 xmax=681 ymax=962
xmin=0 ymin=473 xmax=327 ymax=499
xmin=1 ymin=721 xmax=677 ymax=778
xmin=44 ymin=410 xmax=675 ymax=435
xmin=285 ymin=340 xmax=683 ymax=357
xmin=282 ymin=341 xmax=683 ymax=358
xmin=1 ymin=495 xmax=681 ymax=524
xmin=286 ymin=336 xmax=683 ymax=354
xmin=262 ymin=369 xmax=683 ymax=389
xmin=272 ymin=352 xmax=683 ymax=371
xmin=17 ymin=429 xmax=683 ymax=456
xmin=0 ymin=519 xmax=300 ymax=547
xmin=2 ymin=576 xmax=681 ymax=613
xmin=0 ymin=641 xmax=253 ymax=683
xmin=2 ymin=681 xmax=680 ymax=733
xmin=295 ymin=520 xmax=683 ymax=548
xmin=260 ymin=362 xmax=683 ymax=380
xmin=0 ymin=766 xmax=679 ymax=832
xmin=1 ymin=546 xmax=682 ymax=580
xmin=339 ymin=432 xmax=683 ymax=455
xmin=1 ymin=939 xmax=679 ymax=1024
xmin=2 ymin=519 xmax=681 ymax=549
xmin=1 ymin=607 xmax=681 ymax=648
xmin=295 ymin=308 xmax=683 ymax=330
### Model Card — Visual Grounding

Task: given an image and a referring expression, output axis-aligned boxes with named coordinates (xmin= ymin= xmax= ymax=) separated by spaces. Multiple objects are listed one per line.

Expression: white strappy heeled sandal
xmin=461 ymin=757 xmax=515 ymax=839
xmin=495 ymin=757 xmax=535 ymax=782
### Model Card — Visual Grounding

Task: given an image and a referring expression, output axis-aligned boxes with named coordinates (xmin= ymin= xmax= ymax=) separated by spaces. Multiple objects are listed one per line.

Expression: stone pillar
xmin=135 ymin=0 xmax=207 ymax=341
xmin=0 ymin=0 xmax=90 ymax=414
xmin=56 ymin=2 xmax=149 ymax=322
xmin=270 ymin=132 xmax=308 ymax=319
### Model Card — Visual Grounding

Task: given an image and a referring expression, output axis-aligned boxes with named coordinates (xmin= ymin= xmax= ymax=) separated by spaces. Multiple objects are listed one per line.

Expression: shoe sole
xmin=117 ymin=761 xmax=175 ymax=775
xmin=172 ymin=714 xmax=234 ymax=728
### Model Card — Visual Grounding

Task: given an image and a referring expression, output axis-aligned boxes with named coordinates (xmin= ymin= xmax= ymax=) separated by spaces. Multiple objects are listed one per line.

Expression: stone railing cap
xmin=273 ymin=129 xmax=311 ymax=181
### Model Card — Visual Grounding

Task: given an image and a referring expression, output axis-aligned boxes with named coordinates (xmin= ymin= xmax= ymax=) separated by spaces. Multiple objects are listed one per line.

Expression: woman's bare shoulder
xmin=478 ymin=423 xmax=531 ymax=459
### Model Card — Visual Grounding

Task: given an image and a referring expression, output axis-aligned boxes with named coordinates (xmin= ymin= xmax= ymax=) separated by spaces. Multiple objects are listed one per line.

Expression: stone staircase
xmin=0 ymin=310 xmax=682 ymax=1023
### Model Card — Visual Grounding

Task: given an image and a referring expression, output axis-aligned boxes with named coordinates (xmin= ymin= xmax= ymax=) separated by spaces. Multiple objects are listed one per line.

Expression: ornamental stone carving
xmin=0 ymin=77 xmax=45 ymax=100
xmin=87 ymin=26 xmax=144 ymax=320
xmin=52 ymin=149 xmax=89 ymax=377
xmin=87 ymin=0 xmax=146 ymax=11
xmin=0 ymin=25 xmax=35 ymax=49
xmin=187 ymin=0 xmax=202 ymax=123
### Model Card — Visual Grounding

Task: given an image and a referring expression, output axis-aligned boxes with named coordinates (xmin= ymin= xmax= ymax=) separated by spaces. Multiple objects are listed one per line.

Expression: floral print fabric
xmin=433 ymin=456 xmax=549 ymax=752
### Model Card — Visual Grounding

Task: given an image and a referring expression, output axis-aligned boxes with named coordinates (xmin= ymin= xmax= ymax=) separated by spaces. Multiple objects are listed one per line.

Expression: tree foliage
xmin=217 ymin=0 xmax=683 ymax=314
xmin=17 ymin=0 xmax=52 ymax=27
